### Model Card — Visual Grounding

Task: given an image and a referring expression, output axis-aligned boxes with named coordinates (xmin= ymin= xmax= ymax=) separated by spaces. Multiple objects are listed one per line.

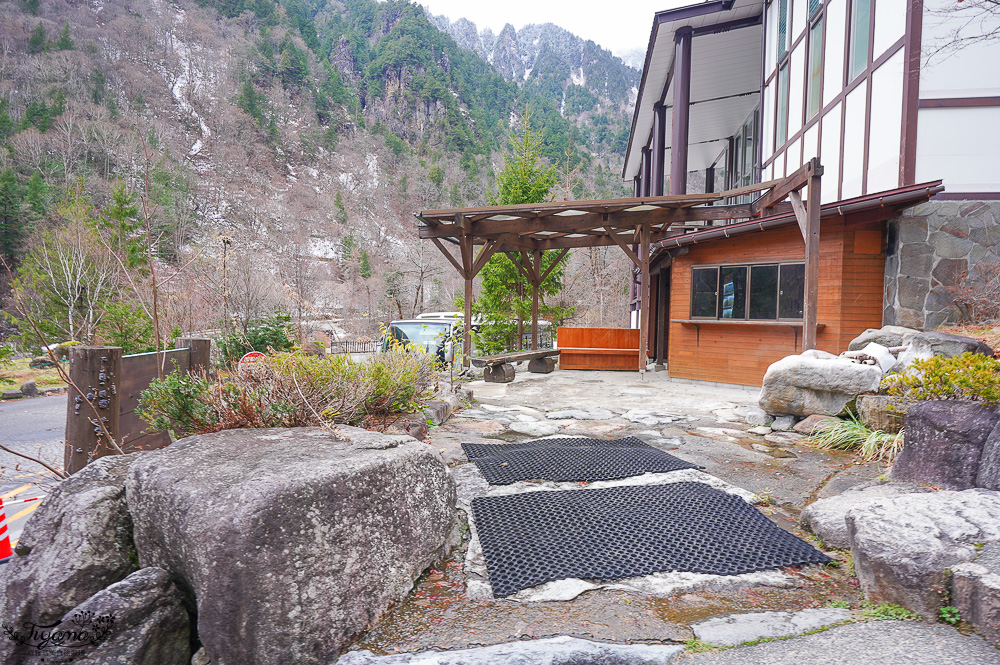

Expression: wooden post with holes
xmin=64 ymin=346 xmax=121 ymax=474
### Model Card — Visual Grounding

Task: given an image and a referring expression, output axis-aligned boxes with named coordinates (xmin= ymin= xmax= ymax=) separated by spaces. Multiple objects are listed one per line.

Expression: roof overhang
xmin=653 ymin=181 xmax=946 ymax=250
xmin=623 ymin=0 xmax=765 ymax=182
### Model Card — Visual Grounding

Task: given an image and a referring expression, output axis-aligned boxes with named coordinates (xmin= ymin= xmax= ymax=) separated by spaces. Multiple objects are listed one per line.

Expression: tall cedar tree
xmin=472 ymin=118 xmax=572 ymax=354
xmin=0 ymin=169 xmax=30 ymax=267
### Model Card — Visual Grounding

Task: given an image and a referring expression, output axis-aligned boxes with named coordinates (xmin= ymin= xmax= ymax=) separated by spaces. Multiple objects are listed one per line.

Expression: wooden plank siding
xmin=666 ymin=217 xmax=885 ymax=386
xmin=557 ymin=327 xmax=641 ymax=371
xmin=118 ymin=349 xmax=190 ymax=453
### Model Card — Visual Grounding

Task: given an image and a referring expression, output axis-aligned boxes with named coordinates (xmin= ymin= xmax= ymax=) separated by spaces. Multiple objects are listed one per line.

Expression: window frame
xmin=689 ymin=261 xmax=807 ymax=322
xmin=848 ymin=0 xmax=871 ymax=82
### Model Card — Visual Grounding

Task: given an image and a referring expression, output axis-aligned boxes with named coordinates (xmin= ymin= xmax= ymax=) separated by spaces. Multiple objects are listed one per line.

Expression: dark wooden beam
xmin=638 ymin=223 xmax=651 ymax=372
xmin=670 ymin=27 xmax=693 ymax=195
xmin=430 ymin=237 xmax=464 ymax=276
xmin=803 ymin=172 xmax=821 ymax=350
xmin=604 ymin=226 xmax=641 ymax=267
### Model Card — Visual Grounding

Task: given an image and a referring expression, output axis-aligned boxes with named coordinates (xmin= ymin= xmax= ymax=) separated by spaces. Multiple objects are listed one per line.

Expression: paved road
xmin=0 ymin=395 xmax=65 ymax=547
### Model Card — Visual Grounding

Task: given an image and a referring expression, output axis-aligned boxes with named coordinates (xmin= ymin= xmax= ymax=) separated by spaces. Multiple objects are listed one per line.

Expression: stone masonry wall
xmin=884 ymin=200 xmax=1000 ymax=330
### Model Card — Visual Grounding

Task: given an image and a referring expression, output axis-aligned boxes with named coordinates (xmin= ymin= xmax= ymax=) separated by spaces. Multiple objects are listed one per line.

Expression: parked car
xmin=382 ymin=317 xmax=464 ymax=363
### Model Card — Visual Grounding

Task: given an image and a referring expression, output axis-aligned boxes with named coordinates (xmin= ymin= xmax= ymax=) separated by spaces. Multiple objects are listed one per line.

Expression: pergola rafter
xmin=416 ymin=161 xmax=823 ymax=371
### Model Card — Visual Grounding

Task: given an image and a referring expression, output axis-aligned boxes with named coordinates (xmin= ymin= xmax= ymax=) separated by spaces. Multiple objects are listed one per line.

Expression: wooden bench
xmin=471 ymin=349 xmax=562 ymax=383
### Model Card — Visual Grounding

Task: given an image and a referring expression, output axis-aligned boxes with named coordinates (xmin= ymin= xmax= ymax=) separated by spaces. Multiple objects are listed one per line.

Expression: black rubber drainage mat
xmin=472 ymin=482 xmax=832 ymax=598
xmin=462 ymin=436 xmax=699 ymax=485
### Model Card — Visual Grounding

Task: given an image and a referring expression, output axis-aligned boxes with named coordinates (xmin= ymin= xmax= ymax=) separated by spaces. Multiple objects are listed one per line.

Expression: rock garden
xmin=2 ymin=326 xmax=1000 ymax=664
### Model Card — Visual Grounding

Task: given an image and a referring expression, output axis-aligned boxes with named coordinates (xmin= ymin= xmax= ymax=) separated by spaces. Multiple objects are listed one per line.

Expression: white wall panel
xmin=841 ymin=82 xmax=867 ymax=198
xmin=792 ymin=0 xmax=807 ymax=43
xmin=921 ymin=0 xmax=1000 ymax=98
xmin=786 ymin=137 xmax=802 ymax=171
xmin=803 ymin=123 xmax=819 ymax=164
xmin=819 ymin=102 xmax=843 ymax=203
xmin=867 ymin=49 xmax=904 ymax=192
xmin=916 ymin=107 xmax=1000 ymax=192
xmin=823 ymin=0 xmax=846 ymax=106
xmin=873 ymin=0 xmax=906 ymax=59
xmin=762 ymin=81 xmax=775 ymax=163
xmin=788 ymin=43 xmax=805 ymax=138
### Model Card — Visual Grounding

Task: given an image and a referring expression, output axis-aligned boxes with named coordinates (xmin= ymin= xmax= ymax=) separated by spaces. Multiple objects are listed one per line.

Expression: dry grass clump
xmin=138 ymin=349 xmax=437 ymax=438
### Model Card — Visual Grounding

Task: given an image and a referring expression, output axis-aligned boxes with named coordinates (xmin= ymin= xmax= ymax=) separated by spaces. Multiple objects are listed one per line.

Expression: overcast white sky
xmin=418 ymin=1 xmax=685 ymax=59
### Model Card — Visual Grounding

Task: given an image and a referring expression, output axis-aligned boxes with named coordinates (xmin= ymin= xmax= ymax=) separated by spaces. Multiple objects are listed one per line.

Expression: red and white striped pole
xmin=0 ymin=498 xmax=12 ymax=559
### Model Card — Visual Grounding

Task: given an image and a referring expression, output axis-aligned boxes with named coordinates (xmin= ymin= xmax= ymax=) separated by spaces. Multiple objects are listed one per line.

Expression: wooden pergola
xmin=416 ymin=159 xmax=822 ymax=372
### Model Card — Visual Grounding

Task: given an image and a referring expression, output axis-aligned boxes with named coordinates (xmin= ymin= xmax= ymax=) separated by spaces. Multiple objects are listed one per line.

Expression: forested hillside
xmin=0 ymin=0 xmax=634 ymax=347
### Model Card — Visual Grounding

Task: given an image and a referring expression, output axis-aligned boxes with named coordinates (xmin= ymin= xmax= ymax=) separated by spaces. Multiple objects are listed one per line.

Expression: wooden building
xmin=416 ymin=0 xmax=993 ymax=387
xmin=620 ymin=0 xmax=998 ymax=385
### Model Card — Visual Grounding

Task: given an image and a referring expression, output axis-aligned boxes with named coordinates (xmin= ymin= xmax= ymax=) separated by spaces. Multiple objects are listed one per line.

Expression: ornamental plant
xmin=883 ymin=352 xmax=1000 ymax=404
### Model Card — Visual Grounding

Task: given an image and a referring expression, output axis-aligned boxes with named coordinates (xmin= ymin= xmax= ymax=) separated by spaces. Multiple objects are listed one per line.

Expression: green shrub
xmin=884 ymin=352 xmax=1000 ymax=404
xmin=217 ymin=314 xmax=295 ymax=365
xmin=808 ymin=415 xmax=905 ymax=462
xmin=138 ymin=349 xmax=437 ymax=437
xmin=137 ymin=371 xmax=214 ymax=436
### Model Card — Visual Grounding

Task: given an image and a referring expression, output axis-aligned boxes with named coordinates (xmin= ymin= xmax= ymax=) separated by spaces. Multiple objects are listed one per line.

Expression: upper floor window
xmin=776 ymin=65 xmax=790 ymax=146
xmin=849 ymin=0 xmax=871 ymax=80
xmin=691 ymin=263 xmax=805 ymax=320
xmin=807 ymin=18 xmax=824 ymax=118
xmin=777 ymin=0 xmax=789 ymax=59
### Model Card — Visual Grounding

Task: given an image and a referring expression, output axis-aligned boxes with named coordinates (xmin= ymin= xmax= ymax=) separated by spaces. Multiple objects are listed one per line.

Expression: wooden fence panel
xmin=65 ymin=339 xmax=212 ymax=474
xmin=556 ymin=327 xmax=641 ymax=371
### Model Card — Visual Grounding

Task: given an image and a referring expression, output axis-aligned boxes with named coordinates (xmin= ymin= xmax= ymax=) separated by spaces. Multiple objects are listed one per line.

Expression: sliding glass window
xmin=807 ymin=18 xmax=824 ymax=119
xmin=690 ymin=263 xmax=805 ymax=321
xmin=849 ymin=0 xmax=871 ymax=81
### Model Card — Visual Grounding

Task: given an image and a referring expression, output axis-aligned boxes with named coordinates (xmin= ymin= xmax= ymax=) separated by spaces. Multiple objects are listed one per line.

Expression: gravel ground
xmin=680 ymin=621 xmax=1000 ymax=664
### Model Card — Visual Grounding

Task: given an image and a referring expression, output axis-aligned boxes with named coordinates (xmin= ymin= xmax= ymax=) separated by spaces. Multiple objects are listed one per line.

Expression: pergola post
xmin=531 ymin=249 xmax=541 ymax=350
xmin=803 ymin=169 xmax=822 ymax=350
xmin=638 ymin=223 xmax=651 ymax=372
xmin=457 ymin=213 xmax=474 ymax=366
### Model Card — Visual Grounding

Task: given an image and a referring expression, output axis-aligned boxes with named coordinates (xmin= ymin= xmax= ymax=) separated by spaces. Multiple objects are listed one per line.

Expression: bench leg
xmin=484 ymin=363 xmax=515 ymax=383
xmin=527 ymin=357 xmax=557 ymax=373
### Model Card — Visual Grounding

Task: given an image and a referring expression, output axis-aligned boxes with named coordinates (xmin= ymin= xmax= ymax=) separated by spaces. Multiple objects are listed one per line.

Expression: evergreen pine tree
xmin=359 ymin=250 xmax=372 ymax=279
xmin=21 ymin=0 xmax=40 ymax=16
xmin=56 ymin=23 xmax=74 ymax=50
xmin=27 ymin=23 xmax=46 ymax=54
xmin=24 ymin=172 xmax=47 ymax=219
xmin=0 ymin=169 xmax=29 ymax=267
xmin=473 ymin=116 xmax=571 ymax=353
xmin=98 ymin=181 xmax=143 ymax=268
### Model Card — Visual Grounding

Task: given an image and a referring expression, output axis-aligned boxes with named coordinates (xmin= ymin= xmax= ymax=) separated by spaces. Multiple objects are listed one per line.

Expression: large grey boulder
xmin=126 ymin=427 xmax=457 ymax=665
xmin=893 ymin=331 xmax=994 ymax=373
xmin=848 ymin=325 xmax=919 ymax=351
xmin=846 ymin=489 xmax=1000 ymax=618
xmin=800 ymin=481 xmax=931 ymax=549
xmin=338 ymin=636 xmax=684 ymax=664
xmin=890 ymin=401 xmax=997 ymax=490
xmin=758 ymin=353 xmax=883 ymax=416
xmin=0 ymin=455 xmax=139 ymax=664
xmin=36 ymin=567 xmax=190 ymax=665
xmin=951 ymin=543 xmax=1000 ymax=647
xmin=856 ymin=394 xmax=907 ymax=434
xmin=976 ymin=421 xmax=1000 ymax=490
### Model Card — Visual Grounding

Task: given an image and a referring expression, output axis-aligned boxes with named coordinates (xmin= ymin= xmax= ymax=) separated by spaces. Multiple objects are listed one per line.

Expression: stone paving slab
xmin=339 ymin=636 xmax=685 ymax=664
xmin=683 ymin=621 xmax=999 ymax=665
xmin=691 ymin=608 xmax=851 ymax=647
